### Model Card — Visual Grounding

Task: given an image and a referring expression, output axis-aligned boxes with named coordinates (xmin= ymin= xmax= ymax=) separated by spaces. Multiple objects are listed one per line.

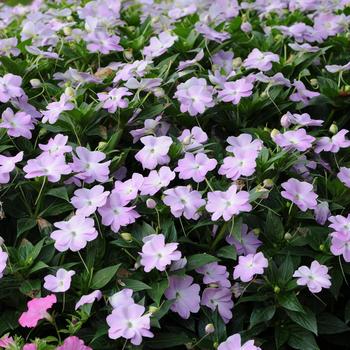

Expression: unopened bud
xmin=253 ymin=228 xmax=260 ymax=235
xmin=182 ymin=135 xmax=192 ymax=146
xmin=232 ymin=57 xmax=242 ymax=68
xmin=30 ymin=79 xmax=41 ymax=88
xmin=134 ymin=261 xmax=141 ymax=269
xmin=36 ymin=218 xmax=52 ymax=233
xmin=319 ymin=244 xmax=325 ymax=251
xmin=263 ymin=179 xmax=274 ymax=188
xmin=205 ymin=323 xmax=215 ymax=334
xmin=213 ymin=342 xmax=219 ymax=349
xmin=146 ymin=198 xmax=156 ymax=209
xmin=124 ymin=49 xmax=133 ymax=60
xmin=329 ymin=123 xmax=338 ymax=134
xmin=63 ymin=27 xmax=72 ymax=36
xmin=154 ymin=88 xmax=165 ymax=97
xmin=270 ymin=128 xmax=280 ymax=138
xmin=148 ymin=306 xmax=159 ymax=314
xmin=284 ymin=232 xmax=292 ymax=240
xmin=344 ymin=85 xmax=350 ymax=92
xmin=64 ymin=87 xmax=75 ymax=98
xmin=120 ymin=232 xmax=133 ymax=242
xmin=310 ymin=78 xmax=318 ymax=88
xmin=208 ymin=283 xmax=219 ymax=288
xmin=274 ymin=285 xmax=281 ymax=294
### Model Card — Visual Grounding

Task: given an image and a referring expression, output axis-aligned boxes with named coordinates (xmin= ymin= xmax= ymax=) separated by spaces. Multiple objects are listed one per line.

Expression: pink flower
xmin=201 ymin=287 xmax=233 ymax=323
xmin=206 ymin=184 xmax=252 ymax=221
xmin=273 ymin=129 xmax=315 ymax=152
xmin=56 ymin=336 xmax=92 ymax=350
xmin=164 ymin=275 xmax=200 ymax=319
xmin=97 ymin=87 xmax=132 ymax=113
xmin=113 ymin=173 xmax=144 ymax=202
xmin=0 ymin=108 xmax=35 ymax=139
xmin=41 ymin=93 xmax=74 ymax=124
xmin=175 ymin=153 xmax=217 ymax=183
xmin=106 ymin=304 xmax=154 ymax=345
xmin=71 ymin=185 xmax=110 ymax=217
xmin=219 ymin=151 xmax=257 ymax=180
xmin=0 ymin=151 xmax=23 ymax=184
xmin=163 ymin=186 xmax=206 ymax=220
xmin=50 ymin=215 xmax=98 ymax=252
xmin=329 ymin=214 xmax=350 ymax=234
xmin=233 ymin=252 xmax=268 ymax=282
xmin=338 ymin=167 xmax=350 ymax=188
xmin=0 ymin=248 xmax=8 ymax=278
xmin=140 ymin=234 xmax=181 ymax=272
xmin=226 ymin=134 xmax=263 ymax=156
xmin=218 ymin=78 xmax=254 ymax=105
xmin=140 ymin=166 xmax=175 ymax=196
xmin=19 ymin=294 xmax=57 ymax=328
xmin=196 ymin=262 xmax=231 ymax=288
xmin=109 ymin=289 xmax=134 ymax=309
xmin=44 ymin=268 xmax=75 ymax=293
xmin=0 ymin=73 xmax=24 ymax=102
xmin=0 ymin=335 xmax=14 ymax=349
xmin=218 ymin=334 xmax=261 ymax=350
xmin=135 ymin=136 xmax=172 ymax=170
xmin=38 ymin=134 xmax=72 ymax=156
xmin=293 ymin=261 xmax=331 ymax=293
xmin=75 ymin=290 xmax=102 ymax=310
xmin=281 ymin=178 xmax=318 ymax=211
xmin=23 ymin=344 xmax=37 ymax=350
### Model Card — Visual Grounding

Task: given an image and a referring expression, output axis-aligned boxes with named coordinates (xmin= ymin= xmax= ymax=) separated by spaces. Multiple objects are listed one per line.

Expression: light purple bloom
xmin=130 ymin=116 xmax=170 ymax=143
xmin=338 ymin=167 xmax=350 ymax=188
xmin=113 ymin=173 xmax=144 ymax=202
xmin=177 ymin=50 xmax=204 ymax=71
xmin=206 ymin=184 xmax=252 ymax=221
xmin=0 ymin=74 xmax=24 ymax=103
xmin=125 ymin=78 xmax=162 ymax=93
xmin=0 ymin=248 xmax=8 ymax=279
xmin=280 ymin=112 xmax=323 ymax=128
xmin=143 ymin=32 xmax=177 ymax=58
xmin=212 ymin=50 xmax=234 ymax=75
xmin=174 ymin=77 xmax=215 ymax=116
xmin=218 ymin=334 xmax=261 ymax=350
xmin=226 ymin=133 xmax=263 ymax=156
xmin=39 ymin=134 xmax=72 ymax=156
xmin=273 ymin=129 xmax=315 ymax=152
xmin=0 ymin=37 xmax=20 ymax=57
xmin=195 ymin=23 xmax=230 ymax=43
xmin=233 ymin=252 xmax=268 ymax=282
xmin=86 ymin=31 xmax=123 ymax=54
xmin=140 ymin=234 xmax=181 ymax=272
xmin=140 ymin=166 xmax=175 ymax=196
xmin=325 ymin=62 xmax=350 ymax=73
xmin=293 ymin=261 xmax=331 ymax=293
xmin=175 ymin=153 xmax=217 ymax=183
xmin=196 ymin=262 xmax=231 ymax=288
xmin=109 ymin=289 xmax=134 ymax=309
xmin=75 ymin=290 xmax=102 ymax=310
xmin=330 ymin=231 xmax=350 ymax=262
xmin=135 ymin=136 xmax=172 ymax=170
xmin=0 ymin=108 xmax=35 ymax=139
xmin=163 ymin=186 xmax=206 ymax=220
xmin=329 ymin=214 xmax=350 ymax=234
xmin=164 ymin=275 xmax=200 ymax=319
xmin=0 ymin=151 xmax=23 ymax=184
xmin=290 ymin=80 xmax=320 ymax=104
xmin=288 ymin=42 xmax=320 ymax=53
xmin=315 ymin=129 xmax=350 ymax=153
xmin=50 ymin=215 xmax=98 ymax=252
xmin=218 ymin=78 xmax=254 ymax=105
xmin=41 ymin=93 xmax=74 ymax=124
xmin=97 ymin=87 xmax=132 ymax=113
xmin=178 ymin=127 xmax=208 ymax=151
xmin=243 ymin=48 xmax=279 ymax=71
xmin=219 ymin=151 xmax=257 ymax=180
xmin=226 ymin=224 xmax=262 ymax=255
xmin=44 ymin=268 xmax=75 ymax=293
xmin=314 ymin=201 xmax=331 ymax=225
xmin=255 ymin=72 xmax=291 ymax=87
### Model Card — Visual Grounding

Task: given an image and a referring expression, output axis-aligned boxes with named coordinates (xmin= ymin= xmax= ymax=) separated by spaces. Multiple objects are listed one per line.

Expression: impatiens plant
xmin=1 ymin=0 xmax=350 ymax=349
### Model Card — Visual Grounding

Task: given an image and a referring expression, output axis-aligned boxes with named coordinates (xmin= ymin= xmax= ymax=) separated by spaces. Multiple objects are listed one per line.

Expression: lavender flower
xmin=219 ymin=151 xmax=257 ymax=180
xmin=196 ymin=262 xmax=231 ymax=288
xmin=140 ymin=166 xmax=175 ymax=196
xmin=233 ymin=252 xmax=268 ymax=282
xmin=314 ymin=201 xmax=331 ymax=225
xmin=0 ymin=108 xmax=34 ymax=139
xmin=218 ymin=78 xmax=254 ymax=105
xmin=338 ymin=167 xmax=350 ymax=188
xmin=195 ymin=23 xmax=230 ymax=43
xmin=0 ymin=73 xmax=24 ymax=102
xmin=273 ymin=129 xmax=315 ymax=152
xmin=218 ymin=334 xmax=261 ymax=350
xmin=97 ymin=87 xmax=132 ymax=113
xmin=143 ymin=32 xmax=177 ymax=58
xmin=38 ymin=134 xmax=72 ymax=156
xmin=0 ymin=151 xmax=23 ymax=184
xmin=243 ymin=48 xmax=279 ymax=71
xmin=315 ymin=129 xmax=350 ymax=153
xmin=44 ymin=268 xmax=75 ymax=293
xmin=75 ymin=290 xmax=102 ymax=310
xmin=41 ymin=93 xmax=74 ymax=124
xmin=178 ymin=127 xmax=208 ymax=151
xmin=226 ymin=224 xmax=262 ymax=255
xmin=290 ymin=80 xmax=320 ymax=104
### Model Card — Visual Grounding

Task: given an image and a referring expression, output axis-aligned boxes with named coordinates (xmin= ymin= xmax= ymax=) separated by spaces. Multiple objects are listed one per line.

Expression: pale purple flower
xmin=50 ymin=215 xmax=98 ymax=252
xmin=293 ymin=261 xmax=331 ymax=293
xmin=0 ymin=74 xmax=24 ymax=102
xmin=175 ymin=153 xmax=217 ymax=183
xmin=135 ymin=136 xmax=172 ymax=170
xmin=206 ymin=184 xmax=252 ymax=221
xmin=314 ymin=201 xmax=331 ymax=225
xmin=86 ymin=31 xmax=123 ymax=54
xmin=218 ymin=334 xmax=261 ymax=350
xmin=140 ymin=166 xmax=175 ymax=196
xmin=24 ymin=154 xmax=71 ymax=182
xmin=226 ymin=224 xmax=262 ymax=255
xmin=226 ymin=133 xmax=263 ymax=156
xmin=130 ymin=116 xmax=170 ymax=143
xmin=44 ymin=268 xmax=75 ymax=293
xmin=219 ymin=151 xmax=257 ymax=180
xmin=290 ymin=80 xmax=320 ymax=104
xmin=113 ymin=60 xmax=149 ymax=83
xmin=280 ymin=112 xmax=323 ymax=128
xmin=109 ymin=289 xmax=134 ymax=309
xmin=243 ymin=48 xmax=279 ymax=71
xmin=39 ymin=134 xmax=72 ymax=156
xmin=164 ymin=275 xmax=200 ymax=319
xmin=195 ymin=23 xmax=230 ymax=43
xmin=0 ymin=151 xmax=23 ymax=184
xmin=212 ymin=50 xmax=234 ymax=75
xmin=71 ymin=185 xmax=110 ymax=217
xmin=325 ymin=62 xmax=350 ymax=73
xmin=315 ymin=129 xmax=350 ymax=153
xmin=177 ymin=50 xmax=204 ymax=71
xmin=106 ymin=304 xmax=153 ymax=345
xmin=201 ymin=287 xmax=233 ymax=323
xmin=329 ymin=214 xmax=350 ymax=234
xmin=143 ymin=32 xmax=177 ymax=58
xmin=170 ymin=257 xmax=187 ymax=271
xmin=281 ymin=178 xmax=318 ymax=211
xmin=25 ymin=46 xmax=60 ymax=59
xmin=97 ymin=87 xmax=132 ymax=113
xmin=196 ymin=262 xmax=231 ymax=288
xmin=125 ymin=78 xmax=162 ymax=93
xmin=70 ymin=147 xmax=111 ymax=183
xmin=140 ymin=234 xmax=181 ymax=272
xmin=0 ymin=108 xmax=35 ymax=139
xmin=255 ymin=72 xmax=291 ymax=87
xmin=288 ymin=42 xmax=320 ymax=53
xmin=241 ymin=22 xmax=252 ymax=33
xmin=233 ymin=252 xmax=268 ymax=282
xmin=174 ymin=77 xmax=215 ymax=116
xmin=330 ymin=231 xmax=350 ymax=262
xmin=11 ymin=95 xmax=41 ymax=120
xmin=53 ymin=68 xmax=101 ymax=87
xmin=0 ymin=248 xmax=8 ymax=279
xmin=338 ymin=167 xmax=350 ymax=188
xmin=218 ymin=78 xmax=254 ymax=105
xmin=0 ymin=37 xmax=20 ymax=57
xmin=41 ymin=93 xmax=74 ymax=124
xmin=163 ymin=186 xmax=206 ymax=220
xmin=75 ymin=290 xmax=102 ymax=310
xmin=178 ymin=127 xmax=208 ymax=151
xmin=98 ymin=193 xmax=140 ymax=232
xmin=273 ymin=129 xmax=315 ymax=152
xmin=292 ymin=155 xmax=316 ymax=179
xmin=56 ymin=336 xmax=92 ymax=350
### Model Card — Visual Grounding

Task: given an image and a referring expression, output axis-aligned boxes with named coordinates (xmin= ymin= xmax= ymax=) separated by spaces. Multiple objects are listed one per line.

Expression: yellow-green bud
xmin=232 ymin=57 xmax=242 ymax=68
xmin=284 ymin=232 xmax=292 ymax=240
xmin=253 ymin=228 xmax=261 ymax=235
xmin=205 ymin=323 xmax=215 ymax=334
xmin=329 ymin=123 xmax=338 ymax=134
xmin=263 ymin=179 xmax=274 ymax=188
xmin=64 ymin=86 xmax=75 ymax=98
xmin=30 ymin=79 xmax=41 ymax=88
xmin=270 ymin=129 xmax=280 ymax=138
xmin=274 ymin=285 xmax=281 ymax=294
xmin=120 ymin=232 xmax=133 ymax=242
xmin=310 ymin=79 xmax=318 ymax=88
xmin=319 ymin=244 xmax=325 ymax=251
xmin=148 ymin=306 xmax=159 ymax=314
xmin=63 ymin=27 xmax=72 ymax=36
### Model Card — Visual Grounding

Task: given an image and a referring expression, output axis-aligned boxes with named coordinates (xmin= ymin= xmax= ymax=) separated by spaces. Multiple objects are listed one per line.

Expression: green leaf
xmin=250 ymin=305 xmax=276 ymax=328
xmin=217 ymin=245 xmax=237 ymax=260
xmin=287 ymin=326 xmax=319 ymax=350
xmin=90 ymin=265 xmax=121 ymax=289
xmin=147 ymin=280 xmax=169 ymax=306
xmin=17 ymin=218 xmax=37 ymax=238
xmin=265 ymin=210 xmax=284 ymax=241
xmin=186 ymin=253 xmax=219 ymax=271
xmin=278 ymin=254 xmax=294 ymax=285
xmin=146 ymin=332 xmax=191 ymax=349
xmin=287 ymin=309 xmax=318 ymax=335
xmin=230 ymin=216 xmax=243 ymax=242
xmin=278 ymin=293 xmax=305 ymax=313
xmin=345 ymin=300 xmax=350 ymax=324
xmin=317 ymin=313 xmax=350 ymax=334
xmin=46 ymin=187 xmax=70 ymax=202
xmin=124 ymin=279 xmax=152 ymax=292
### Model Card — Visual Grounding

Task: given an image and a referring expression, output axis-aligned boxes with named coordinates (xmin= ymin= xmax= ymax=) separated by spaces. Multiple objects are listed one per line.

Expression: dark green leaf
xmin=287 ymin=309 xmax=318 ymax=335
xmin=186 ymin=253 xmax=219 ymax=271
xmin=90 ymin=265 xmax=121 ymax=289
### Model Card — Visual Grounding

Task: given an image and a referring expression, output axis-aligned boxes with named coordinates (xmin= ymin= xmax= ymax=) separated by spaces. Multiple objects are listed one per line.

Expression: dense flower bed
xmin=1 ymin=0 xmax=350 ymax=349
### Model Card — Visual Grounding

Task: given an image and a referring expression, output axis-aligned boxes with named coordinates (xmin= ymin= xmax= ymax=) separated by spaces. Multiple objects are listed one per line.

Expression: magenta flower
xmin=164 ymin=275 xmax=200 ymax=319
xmin=97 ymin=87 xmax=132 ymax=113
xmin=330 ymin=231 xmax=350 ymax=262
xmin=70 ymin=147 xmax=111 ymax=183
xmin=56 ymin=336 xmax=92 ymax=350
xmin=41 ymin=93 xmax=74 ymax=124
xmin=178 ymin=126 xmax=208 ymax=151
xmin=0 ymin=73 xmax=24 ymax=102
xmin=39 ymin=134 xmax=72 ymax=156
xmin=0 ymin=151 xmax=23 ymax=184
xmin=44 ymin=268 xmax=75 ymax=293
xmin=23 ymin=344 xmax=36 ymax=350
xmin=71 ymin=185 xmax=110 ymax=217
xmin=293 ymin=261 xmax=331 ymax=293
xmin=140 ymin=166 xmax=175 ymax=196
xmin=98 ymin=192 xmax=140 ymax=232
xmin=106 ymin=304 xmax=153 ymax=345
xmin=315 ymin=129 xmax=350 ymax=153
xmin=163 ymin=186 xmax=206 ymax=220
xmin=206 ymin=184 xmax=252 ymax=221
xmin=233 ymin=252 xmax=268 ymax=282
xmin=140 ymin=234 xmax=181 ymax=272
xmin=109 ymin=289 xmax=134 ymax=309
xmin=201 ymin=287 xmax=233 ymax=323
xmin=226 ymin=134 xmax=263 ymax=156
xmin=243 ymin=48 xmax=279 ymax=71
xmin=0 ymin=248 xmax=8 ymax=279
xmin=175 ymin=153 xmax=217 ymax=183
xmin=0 ymin=335 xmax=14 ymax=348
xmin=113 ymin=173 xmax=144 ymax=202
xmin=218 ymin=78 xmax=254 ymax=105
xmin=75 ymin=290 xmax=102 ymax=310
xmin=143 ymin=32 xmax=177 ymax=58
xmin=0 ymin=108 xmax=35 ymax=139
xmin=290 ymin=80 xmax=320 ymax=104
xmin=273 ymin=129 xmax=315 ymax=152
xmin=281 ymin=178 xmax=318 ymax=211
xmin=174 ymin=77 xmax=215 ymax=116
xmin=226 ymin=224 xmax=262 ymax=255
xmin=50 ymin=215 xmax=98 ymax=252
xmin=196 ymin=262 xmax=231 ymax=288
xmin=218 ymin=334 xmax=261 ymax=350
xmin=135 ymin=136 xmax=172 ymax=170
xmin=24 ymin=154 xmax=71 ymax=182
xmin=219 ymin=151 xmax=257 ymax=180
xmin=338 ymin=167 xmax=350 ymax=188
xmin=19 ymin=294 xmax=57 ymax=328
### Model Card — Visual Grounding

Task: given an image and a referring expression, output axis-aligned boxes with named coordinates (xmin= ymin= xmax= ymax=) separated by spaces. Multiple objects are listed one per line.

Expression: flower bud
xmin=64 ymin=87 xmax=75 ymax=98
xmin=153 ymin=88 xmax=165 ymax=97
xmin=241 ymin=22 xmax=252 ymax=33
xmin=205 ymin=323 xmax=215 ymax=334
xmin=30 ymin=79 xmax=41 ymax=88
xmin=274 ymin=285 xmax=281 ymax=294
xmin=232 ymin=57 xmax=242 ymax=68
xmin=344 ymin=85 xmax=350 ymax=92
xmin=310 ymin=78 xmax=318 ymax=88
xmin=120 ymin=232 xmax=133 ymax=242
xmin=253 ymin=228 xmax=260 ymax=235
xmin=270 ymin=129 xmax=280 ymax=138
xmin=124 ymin=49 xmax=133 ymax=60
xmin=329 ymin=123 xmax=338 ymax=134
xmin=213 ymin=342 xmax=219 ymax=349
xmin=36 ymin=218 xmax=52 ymax=232
xmin=63 ymin=27 xmax=72 ymax=36
xmin=148 ymin=306 xmax=159 ymax=314
xmin=182 ymin=135 xmax=192 ymax=146
xmin=319 ymin=244 xmax=325 ymax=251
xmin=263 ymin=179 xmax=274 ymax=188
xmin=284 ymin=232 xmax=292 ymax=240
xmin=146 ymin=198 xmax=157 ymax=209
